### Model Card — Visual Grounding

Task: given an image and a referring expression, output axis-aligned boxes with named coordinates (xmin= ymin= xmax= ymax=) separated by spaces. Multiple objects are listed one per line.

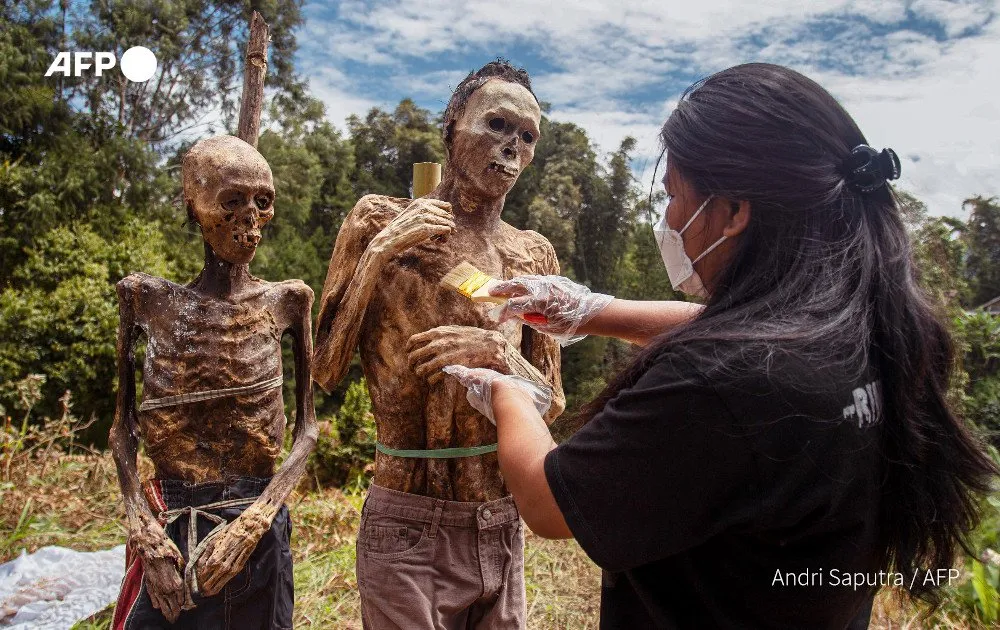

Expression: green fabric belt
xmin=375 ymin=442 xmax=498 ymax=459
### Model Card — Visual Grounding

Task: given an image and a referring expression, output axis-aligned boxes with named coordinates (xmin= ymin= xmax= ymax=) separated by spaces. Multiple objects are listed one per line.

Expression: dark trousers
xmin=113 ymin=477 xmax=293 ymax=630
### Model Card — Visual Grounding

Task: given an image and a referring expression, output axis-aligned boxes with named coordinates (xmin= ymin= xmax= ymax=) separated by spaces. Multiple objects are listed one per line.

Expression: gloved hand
xmin=487 ymin=275 xmax=614 ymax=346
xmin=442 ymin=365 xmax=553 ymax=425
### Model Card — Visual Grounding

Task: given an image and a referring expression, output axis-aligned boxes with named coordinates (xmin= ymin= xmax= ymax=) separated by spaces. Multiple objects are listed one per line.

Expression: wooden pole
xmin=412 ymin=162 xmax=442 ymax=198
xmin=237 ymin=11 xmax=270 ymax=147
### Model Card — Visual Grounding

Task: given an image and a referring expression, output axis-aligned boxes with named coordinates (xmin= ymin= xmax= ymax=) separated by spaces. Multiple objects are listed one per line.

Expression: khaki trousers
xmin=357 ymin=484 xmax=526 ymax=630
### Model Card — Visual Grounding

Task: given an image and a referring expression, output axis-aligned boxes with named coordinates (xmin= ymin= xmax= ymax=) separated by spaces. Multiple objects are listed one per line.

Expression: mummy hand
xmin=407 ymin=325 xmax=512 ymax=384
xmin=131 ymin=524 xmax=185 ymax=622
xmin=194 ymin=510 xmax=269 ymax=597
xmin=370 ymin=198 xmax=454 ymax=259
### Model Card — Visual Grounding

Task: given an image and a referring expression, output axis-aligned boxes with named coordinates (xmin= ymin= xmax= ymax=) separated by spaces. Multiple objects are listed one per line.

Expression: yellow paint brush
xmin=439 ymin=262 xmax=548 ymax=324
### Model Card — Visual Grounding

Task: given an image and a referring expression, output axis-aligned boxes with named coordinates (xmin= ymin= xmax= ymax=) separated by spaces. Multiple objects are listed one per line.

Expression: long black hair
xmin=582 ymin=63 xmax=998 ymax=602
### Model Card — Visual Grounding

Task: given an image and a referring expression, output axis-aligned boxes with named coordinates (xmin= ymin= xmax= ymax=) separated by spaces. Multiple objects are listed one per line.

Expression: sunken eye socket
xmin=489 ymin=117 xmax=505 ymax=132
xmin=521 ymin=131 xmax=534 ymax=144
xmin=254 ymin=195 xmax=272 ymax=210
xmin=222 ymin=195 xmax=243 ymax=210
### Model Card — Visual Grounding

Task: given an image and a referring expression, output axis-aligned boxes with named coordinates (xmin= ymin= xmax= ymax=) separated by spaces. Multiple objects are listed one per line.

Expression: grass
xmin=0 ymin=452 xmax=995 ymax=629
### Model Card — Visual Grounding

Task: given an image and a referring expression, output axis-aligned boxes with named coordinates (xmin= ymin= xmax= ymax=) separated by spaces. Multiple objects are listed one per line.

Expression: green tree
xmin=347 ymin=99 xmax=444 ymax=198
xmin=962 ymin=196 xmax=1000 ymax=308
xmin=0 ymin=1 xmax=70 ymax=155
xmin=72 ymin=0 xmax=306 ymax=145
xmin=0 ymin=221 xmax=177 ymax=441
xmin=0 ymin=2 xmax=164 ymax=276
xmin=618 ymin=192 xmax=681 ymax=301
xmin=573 ymin=137 xmax=639 ymax=293
xmin=912 ymin=215 xmax=969 ymax=312
xmin=901 ymin=189 xmax=999 ymax=445
xmin=953 ymin=312 xmax=1000 ymax=445
xmin=523 ymin=160 xmax=582 ymax=265
xmin=896 ymin=189 xmax=929 ymax=233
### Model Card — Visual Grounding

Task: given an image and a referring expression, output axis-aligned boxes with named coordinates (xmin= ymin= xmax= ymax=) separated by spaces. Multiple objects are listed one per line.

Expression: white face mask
xmin=652 ymin=195 xmax=727 ymax=298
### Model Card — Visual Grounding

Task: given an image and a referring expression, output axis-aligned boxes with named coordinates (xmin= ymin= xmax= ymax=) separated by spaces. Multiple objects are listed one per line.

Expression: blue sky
xmin=294 ymin=0 xmax=999 ymax=217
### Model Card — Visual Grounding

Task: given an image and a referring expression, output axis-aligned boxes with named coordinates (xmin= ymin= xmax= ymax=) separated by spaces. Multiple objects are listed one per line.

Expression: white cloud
xmin=814 ymin=15 xmax=1000 ymax=216
xmin=389 ymin=69 xmax=470 ymax=104
xmin=911 ymin=0 xmax=994 ymax=37
xmin=299 ymin=0 xmax=1000 ymax=215
xmin=849 ymin=0 xmax=908 ymax=25
xmin=302 ymin=65 xmax=381 ymax=130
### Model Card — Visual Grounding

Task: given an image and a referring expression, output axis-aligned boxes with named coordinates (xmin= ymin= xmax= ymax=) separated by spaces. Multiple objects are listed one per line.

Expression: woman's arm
xmin=491 ymin=380 xmax=573 ymax=539
xmin=576 ymin=299 xmax=704 ymax=346
xmin=489 ymin=275 xmax=703 ymax=347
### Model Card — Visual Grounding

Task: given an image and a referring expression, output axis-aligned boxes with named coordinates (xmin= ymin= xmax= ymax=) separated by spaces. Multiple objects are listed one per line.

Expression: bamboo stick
xmin=413 ymin=162 xmax=442 ymax=198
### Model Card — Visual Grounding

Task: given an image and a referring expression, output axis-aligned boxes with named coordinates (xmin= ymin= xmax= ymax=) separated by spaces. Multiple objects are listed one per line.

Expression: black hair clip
xmin=843 ymin=145 xmax=901 ymax=193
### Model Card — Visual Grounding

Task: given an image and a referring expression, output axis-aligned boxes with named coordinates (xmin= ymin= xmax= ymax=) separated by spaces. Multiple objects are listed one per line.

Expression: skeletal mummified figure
xmin=110 ymin=135 xmax=316 ymax=628
xmin=314 ymin=60 xmax=565 ymax=629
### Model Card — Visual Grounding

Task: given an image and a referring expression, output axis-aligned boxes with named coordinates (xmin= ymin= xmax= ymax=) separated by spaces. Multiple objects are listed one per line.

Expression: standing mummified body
xmin=313 ymin=60 xmax=565 ymax=629
xmin=110 ymin=135 xmax=317 ymax=629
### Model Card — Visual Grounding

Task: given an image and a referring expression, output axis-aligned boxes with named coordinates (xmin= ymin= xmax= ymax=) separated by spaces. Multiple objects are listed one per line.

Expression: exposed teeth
xmin=488 ymin=162 xmax=518 ymax=177
xmin=231 ymin=232 xmax=261 ymax=248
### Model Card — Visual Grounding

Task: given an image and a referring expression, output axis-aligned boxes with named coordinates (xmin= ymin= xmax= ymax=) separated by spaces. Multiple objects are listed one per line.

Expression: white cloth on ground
xmin=0 ymin=545 xmax=125 ymax=629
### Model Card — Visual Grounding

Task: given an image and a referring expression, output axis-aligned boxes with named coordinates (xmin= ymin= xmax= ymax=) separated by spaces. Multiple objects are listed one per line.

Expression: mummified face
xmin=183 ymin=136 xmax=275 ymax=264
xmin=449 ymin=79 xmax=542 ymax=202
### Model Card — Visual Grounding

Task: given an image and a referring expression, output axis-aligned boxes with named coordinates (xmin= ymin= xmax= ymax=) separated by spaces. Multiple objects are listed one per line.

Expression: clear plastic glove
xmin=442 ymin=365 xmax=553 ymax=425
xmin=487 ymin=275 xmax=614 ymax=346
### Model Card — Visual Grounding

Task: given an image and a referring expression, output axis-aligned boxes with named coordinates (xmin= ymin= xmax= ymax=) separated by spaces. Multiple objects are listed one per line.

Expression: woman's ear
xmin=723 ymin=199 xmax=751 ymax=238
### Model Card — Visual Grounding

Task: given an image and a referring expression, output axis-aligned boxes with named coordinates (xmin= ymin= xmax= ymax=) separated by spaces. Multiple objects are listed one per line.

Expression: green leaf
xmin=971 ymin=559 xmax=999 ymax=622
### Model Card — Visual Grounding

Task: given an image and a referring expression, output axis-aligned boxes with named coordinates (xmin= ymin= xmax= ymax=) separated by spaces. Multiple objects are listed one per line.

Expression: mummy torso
xmin=127 ymin=273 xmax=288 ymax=482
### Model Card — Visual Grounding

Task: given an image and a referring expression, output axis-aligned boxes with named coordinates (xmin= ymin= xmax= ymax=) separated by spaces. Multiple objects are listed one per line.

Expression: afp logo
xmin=45 ymin=46 xmax=157 ymax=82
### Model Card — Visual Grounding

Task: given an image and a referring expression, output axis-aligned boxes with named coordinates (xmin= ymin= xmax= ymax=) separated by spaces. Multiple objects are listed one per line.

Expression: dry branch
xmin=237 ymin=11 xmax=270 ymax=147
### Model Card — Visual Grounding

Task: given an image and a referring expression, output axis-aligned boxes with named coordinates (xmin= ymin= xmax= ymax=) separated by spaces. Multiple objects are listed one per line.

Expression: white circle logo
xmin=120 ymin=46 xmax=157 ymax=82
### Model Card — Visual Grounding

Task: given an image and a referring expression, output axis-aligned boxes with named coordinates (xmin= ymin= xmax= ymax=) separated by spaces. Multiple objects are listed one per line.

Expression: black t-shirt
xmin=545 ymin=342 xmax=885 ymax=629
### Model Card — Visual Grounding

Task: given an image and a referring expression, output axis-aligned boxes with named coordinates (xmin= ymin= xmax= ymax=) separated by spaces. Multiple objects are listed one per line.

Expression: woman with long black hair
xmin=443 ymin=63 xmax=999 ymax=629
